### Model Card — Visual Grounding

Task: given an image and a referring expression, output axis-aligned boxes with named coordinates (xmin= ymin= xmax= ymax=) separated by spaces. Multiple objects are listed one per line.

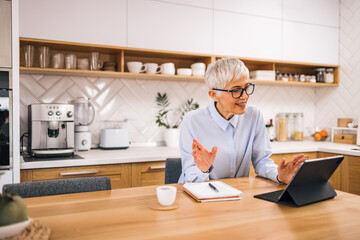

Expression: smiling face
xmin=209 ymin=76 xmax=250 ymax=120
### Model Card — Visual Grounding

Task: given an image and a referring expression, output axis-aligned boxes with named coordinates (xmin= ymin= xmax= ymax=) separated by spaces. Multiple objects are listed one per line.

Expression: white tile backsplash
xmin=20 ymin=75 xmax=316 ymax=146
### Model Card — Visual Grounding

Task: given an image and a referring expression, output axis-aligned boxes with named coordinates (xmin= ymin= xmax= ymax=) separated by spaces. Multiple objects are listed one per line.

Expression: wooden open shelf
xmin=19 ymin=38 xmax=339 ymax=87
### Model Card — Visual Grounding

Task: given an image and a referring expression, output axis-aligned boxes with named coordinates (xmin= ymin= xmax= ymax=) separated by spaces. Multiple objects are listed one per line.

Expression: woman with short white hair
xmin=178 ymin=57 xmax=305 ymax=184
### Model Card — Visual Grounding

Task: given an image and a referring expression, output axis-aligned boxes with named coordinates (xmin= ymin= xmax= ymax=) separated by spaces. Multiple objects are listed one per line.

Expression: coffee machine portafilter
xmin=28 ymin=103 xmax=75 ymax=157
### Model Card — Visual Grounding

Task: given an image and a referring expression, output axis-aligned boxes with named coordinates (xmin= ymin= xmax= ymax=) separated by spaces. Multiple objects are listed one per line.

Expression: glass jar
xmin=325 ymin=68 xmax=334 ymax=83
xmin=292 ymin=113 xmax=304 ymax=141
xmin=315 ymin=68 xmax=325 ymax=82
xmin=310 ymin=75 xmax=316 ymax=83
xmin=287 ymin=113 xmax=295 ymax=140
xmin=282 ymin=73 xmax=288 ymax=82
xmin=276 ymin=113 xmax=288 ymax=142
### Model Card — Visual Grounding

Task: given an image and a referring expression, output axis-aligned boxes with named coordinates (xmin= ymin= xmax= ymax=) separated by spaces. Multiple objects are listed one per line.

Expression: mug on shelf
xmin=90 ymin=52 xmax=103 ymax=71
xmin=160 ymin=62 xmax=175 ymax=75
xmin=127 ymin=61 xmax=147 ymax=73
xmin=77 ymin=58 xmax=90 ymax=70
xmin=51 ymin=53 xmax=65 ymax=69
xmin=144 ymin=63 xmax=161 ymax=74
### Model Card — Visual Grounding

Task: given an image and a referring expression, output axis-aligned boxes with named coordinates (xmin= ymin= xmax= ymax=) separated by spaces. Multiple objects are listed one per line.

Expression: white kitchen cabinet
xmin=282 ymin=21 xmax=339 ymax=64
xmin=214 ymin=10 xmax=282 ymax=60
xmin=283 ymin=0 xmax=339 ymax=27
xmin=155 ymin=0 xmax=213 ymax=8
xmin=214 ymin=0 xmax=282 ymax=19
xmin=19 ymin=0 xmax=127 ymax=46
xmin=127 ymin=0 xmax=212 ymax=54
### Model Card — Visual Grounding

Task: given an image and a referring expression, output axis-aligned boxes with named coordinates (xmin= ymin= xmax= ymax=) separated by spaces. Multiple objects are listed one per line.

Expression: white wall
xmin=315 ymin=0 xmax=360 ymax=128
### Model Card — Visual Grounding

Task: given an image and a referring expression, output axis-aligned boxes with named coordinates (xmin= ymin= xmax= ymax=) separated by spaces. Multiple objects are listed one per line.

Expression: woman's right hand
xmin=192 ymin=139 xmax=217 ymax=173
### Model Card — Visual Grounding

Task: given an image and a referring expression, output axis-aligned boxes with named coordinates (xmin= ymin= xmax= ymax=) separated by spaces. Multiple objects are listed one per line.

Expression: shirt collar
xmin=209 ymin=102 xmax=239 ymax=131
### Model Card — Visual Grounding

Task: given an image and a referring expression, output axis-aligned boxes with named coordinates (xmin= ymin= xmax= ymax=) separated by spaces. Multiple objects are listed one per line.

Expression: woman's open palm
xmin=192 ymin=139 xmax=217 ymax=172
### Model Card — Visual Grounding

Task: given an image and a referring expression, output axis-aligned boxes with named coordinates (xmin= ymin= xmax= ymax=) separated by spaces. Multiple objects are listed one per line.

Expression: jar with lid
xmin=287 ymin=113 xmax=295 ymax=140
xmin=315 ymin=68 xmax=325 ymax=82
xmin=310 ymin=75 xmax=316 ymax=83
xmin=325 ymin=68 xmax=334 ymax=83
xmin=292 ymin=113 xmax=304 ymax=141
xmin=282 ymin=73 xmax=288 ymax=82
xmin=275 ymin=113 xmax=288 ymax=142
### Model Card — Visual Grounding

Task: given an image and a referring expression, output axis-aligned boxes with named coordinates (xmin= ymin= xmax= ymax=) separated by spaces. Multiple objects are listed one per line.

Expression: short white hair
xmin=205 ymin=57 xmax=249 ymax=91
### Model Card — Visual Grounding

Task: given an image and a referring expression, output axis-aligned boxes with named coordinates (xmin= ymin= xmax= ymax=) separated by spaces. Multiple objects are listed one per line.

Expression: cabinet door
xmin=21 ymin=164 xmax=132 ymax=189
xmin=341 ymin=155 xmax=360 ymax=195
xmin=283 ymin=0 xmax=339 ymax=27
xmin=214 ymin=0 xmax=282 ymax=19
xmin=282 ymin=21 xmax=339 ymax=64
xmin=128 ymin=0 xmax=212 ymax=54
xmin=0 ymin=0 xmax=12 ymax=68
xmin=214 ymin=10 xmax=282 ymax=60
xmin=131 ymin=161 xmax=166 ymax=187
xmin=19 ymin=0 xmax=127 ymax=46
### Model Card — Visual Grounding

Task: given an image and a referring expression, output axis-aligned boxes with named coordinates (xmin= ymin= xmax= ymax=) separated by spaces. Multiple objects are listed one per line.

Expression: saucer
xmin=148 ymin=201 xmax=178 ymax=211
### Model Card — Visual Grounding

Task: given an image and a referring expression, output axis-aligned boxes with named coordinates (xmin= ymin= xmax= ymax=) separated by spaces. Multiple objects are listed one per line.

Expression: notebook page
xmin=183 ymin=181 xmax=243 ymax=199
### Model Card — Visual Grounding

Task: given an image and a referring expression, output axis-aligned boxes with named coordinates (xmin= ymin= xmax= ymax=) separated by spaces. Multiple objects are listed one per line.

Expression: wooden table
xmin=24 ymin=177 xmax=360 ymax=239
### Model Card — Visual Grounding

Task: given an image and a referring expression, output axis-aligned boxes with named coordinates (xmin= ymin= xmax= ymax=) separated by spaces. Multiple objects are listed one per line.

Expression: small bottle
xmin=282 ymin=73 xmax=288 ymax=82
xmin=269 ymin=119 xmax=275 ymax=142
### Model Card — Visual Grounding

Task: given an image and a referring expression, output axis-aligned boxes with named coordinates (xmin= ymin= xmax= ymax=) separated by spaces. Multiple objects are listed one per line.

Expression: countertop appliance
xmin=100 ymin=129 xmax=129 ymax=149
xmin=70 ymin=97 xmax=95 ymax=151
xmin=28 ymin=103 xmax=75 ymax=157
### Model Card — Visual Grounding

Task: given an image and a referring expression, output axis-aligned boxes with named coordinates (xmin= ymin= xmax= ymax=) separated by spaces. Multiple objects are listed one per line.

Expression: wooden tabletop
xmin=24 ymin=177 xmax=360 ymax=240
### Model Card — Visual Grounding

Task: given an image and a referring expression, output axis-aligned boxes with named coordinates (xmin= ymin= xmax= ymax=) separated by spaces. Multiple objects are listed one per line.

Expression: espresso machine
xmin=28 ymin=103 xmax=75 ymax=157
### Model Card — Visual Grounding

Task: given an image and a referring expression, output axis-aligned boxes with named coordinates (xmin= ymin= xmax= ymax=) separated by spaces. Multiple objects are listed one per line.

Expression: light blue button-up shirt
xmin=178 ymin=102 xmax=279 ymax=183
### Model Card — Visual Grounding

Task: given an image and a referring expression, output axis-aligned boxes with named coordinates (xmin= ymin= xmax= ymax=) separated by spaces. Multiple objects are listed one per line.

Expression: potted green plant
xmin=155 ymin=93 xmax=199 ymax=146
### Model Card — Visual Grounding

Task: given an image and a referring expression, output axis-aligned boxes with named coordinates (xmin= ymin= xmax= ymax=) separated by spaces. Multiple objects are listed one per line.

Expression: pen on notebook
xmin=208 ymin=182 xmax=219 ymax=192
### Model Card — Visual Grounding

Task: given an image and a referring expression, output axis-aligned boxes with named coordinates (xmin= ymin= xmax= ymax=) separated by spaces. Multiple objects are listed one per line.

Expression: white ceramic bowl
xmin=177 ymin=68 xmax=192 ymax=76
xmin=0 ymin=218 xmax=31 ymax=239
xmin=191 ymin=62 xmax=206 ymax=70
xmin=192 ymin=69 xmax=205 ymax=76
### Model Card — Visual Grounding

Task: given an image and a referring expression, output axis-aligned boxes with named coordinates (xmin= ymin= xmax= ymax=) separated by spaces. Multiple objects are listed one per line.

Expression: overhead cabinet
xmin=0 ymin=0 xmax=12 ymax=68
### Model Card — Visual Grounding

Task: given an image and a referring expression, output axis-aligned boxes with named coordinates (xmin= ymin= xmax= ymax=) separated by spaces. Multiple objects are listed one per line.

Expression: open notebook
xmin=182 ymin=181 xmax=244 ymax=202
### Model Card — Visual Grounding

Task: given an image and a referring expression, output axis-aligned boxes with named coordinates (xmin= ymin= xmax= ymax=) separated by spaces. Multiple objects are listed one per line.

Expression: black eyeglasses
xmin=213 ymin=83 xmax=255 ymax=99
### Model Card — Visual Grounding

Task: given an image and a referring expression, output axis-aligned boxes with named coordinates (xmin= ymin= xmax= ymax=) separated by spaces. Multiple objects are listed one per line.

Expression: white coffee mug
xmin=127 ymin=61 xmax=147 ymax=73
xmin=145 ymin=63 xmax=162 ymax=74
xmin=191 ymin=62 xmax=206 ymax=70
xmin=156 ymin=186 xmax=177 ymax=206
xmin=160 ymin=62 xmax=175 ymax=75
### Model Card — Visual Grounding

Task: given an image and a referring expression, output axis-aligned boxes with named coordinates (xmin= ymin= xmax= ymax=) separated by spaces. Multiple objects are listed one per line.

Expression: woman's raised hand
xmin=192 ymin=139 xmax=217 ymax=173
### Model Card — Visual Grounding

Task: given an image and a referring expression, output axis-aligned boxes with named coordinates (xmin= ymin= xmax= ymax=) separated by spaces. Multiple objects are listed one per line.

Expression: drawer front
xmin=27 ymin=164 xmax=132 ymax=189
xmin=131 ymin=161 xmax=165 ymax=187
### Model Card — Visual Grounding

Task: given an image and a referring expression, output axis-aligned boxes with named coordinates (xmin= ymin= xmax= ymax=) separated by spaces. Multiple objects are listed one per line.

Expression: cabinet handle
xmin=60 ymin=170 xmax=99 ymax=176
xmin=149 ymin=165 xmax=165 ymax=170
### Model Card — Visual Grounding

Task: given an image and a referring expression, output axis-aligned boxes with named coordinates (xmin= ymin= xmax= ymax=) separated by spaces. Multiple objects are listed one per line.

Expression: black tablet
xmin=254 ymin=155 xmax=344 ymax=207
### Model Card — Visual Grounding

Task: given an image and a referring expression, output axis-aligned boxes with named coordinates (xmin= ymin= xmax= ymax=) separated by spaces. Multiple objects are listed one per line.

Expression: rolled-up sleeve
xmin=178 ymin=115 xmax=210 ymax=183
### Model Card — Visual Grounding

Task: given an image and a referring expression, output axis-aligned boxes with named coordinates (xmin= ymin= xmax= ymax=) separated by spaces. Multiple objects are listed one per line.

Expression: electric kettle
xmin=70 ymin=97 xmax=95 ymax=151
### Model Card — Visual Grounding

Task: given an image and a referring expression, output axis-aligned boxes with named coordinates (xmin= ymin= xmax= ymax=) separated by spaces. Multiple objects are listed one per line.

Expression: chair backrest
xmin=165 ymin=158 xmax=182 ymax=184
xmin=2 ymin=176 xmax=111 ymax=198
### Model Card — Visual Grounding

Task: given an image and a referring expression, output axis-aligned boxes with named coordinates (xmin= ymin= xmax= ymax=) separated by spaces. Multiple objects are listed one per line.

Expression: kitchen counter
xmin=20 ymin=141 xmax=360 ymax=170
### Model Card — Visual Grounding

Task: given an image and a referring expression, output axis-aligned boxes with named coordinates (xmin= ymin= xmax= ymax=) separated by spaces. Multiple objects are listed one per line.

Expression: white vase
xmin=164 ymin=128 xmax=180 ymax=147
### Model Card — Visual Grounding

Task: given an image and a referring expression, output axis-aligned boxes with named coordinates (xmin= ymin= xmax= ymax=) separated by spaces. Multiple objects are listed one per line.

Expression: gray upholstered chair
xmin=2 ymin=176 xmax=111 ymax=198
xmin=165 ymin=158 xmax=182 ymax=184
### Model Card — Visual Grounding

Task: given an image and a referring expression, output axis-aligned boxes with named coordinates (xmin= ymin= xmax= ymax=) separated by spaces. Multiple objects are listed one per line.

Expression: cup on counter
xmin=51 ymin=53 xmax=65 ymax=69
xmin=177 ymin=68 xmax=192 ymax=76
xmin=160 ymin=62 xmax=175 ymax=75
xmin=22 ymin=45 xmax=35 ymax=67
xmin=127 ymin=61 xmax=147 ymax=73
xmin=38 ymin=46 xmax=50 ymax=68
xmin=65 ymin=53 xmax=77 ymax=70
xmin=144 ymin=63 xmax=161 ymax=74
xmin=77 ymin=58 xmax=90 ymax=70
xmin=156 ymin=186 xmax=177 ymax=206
